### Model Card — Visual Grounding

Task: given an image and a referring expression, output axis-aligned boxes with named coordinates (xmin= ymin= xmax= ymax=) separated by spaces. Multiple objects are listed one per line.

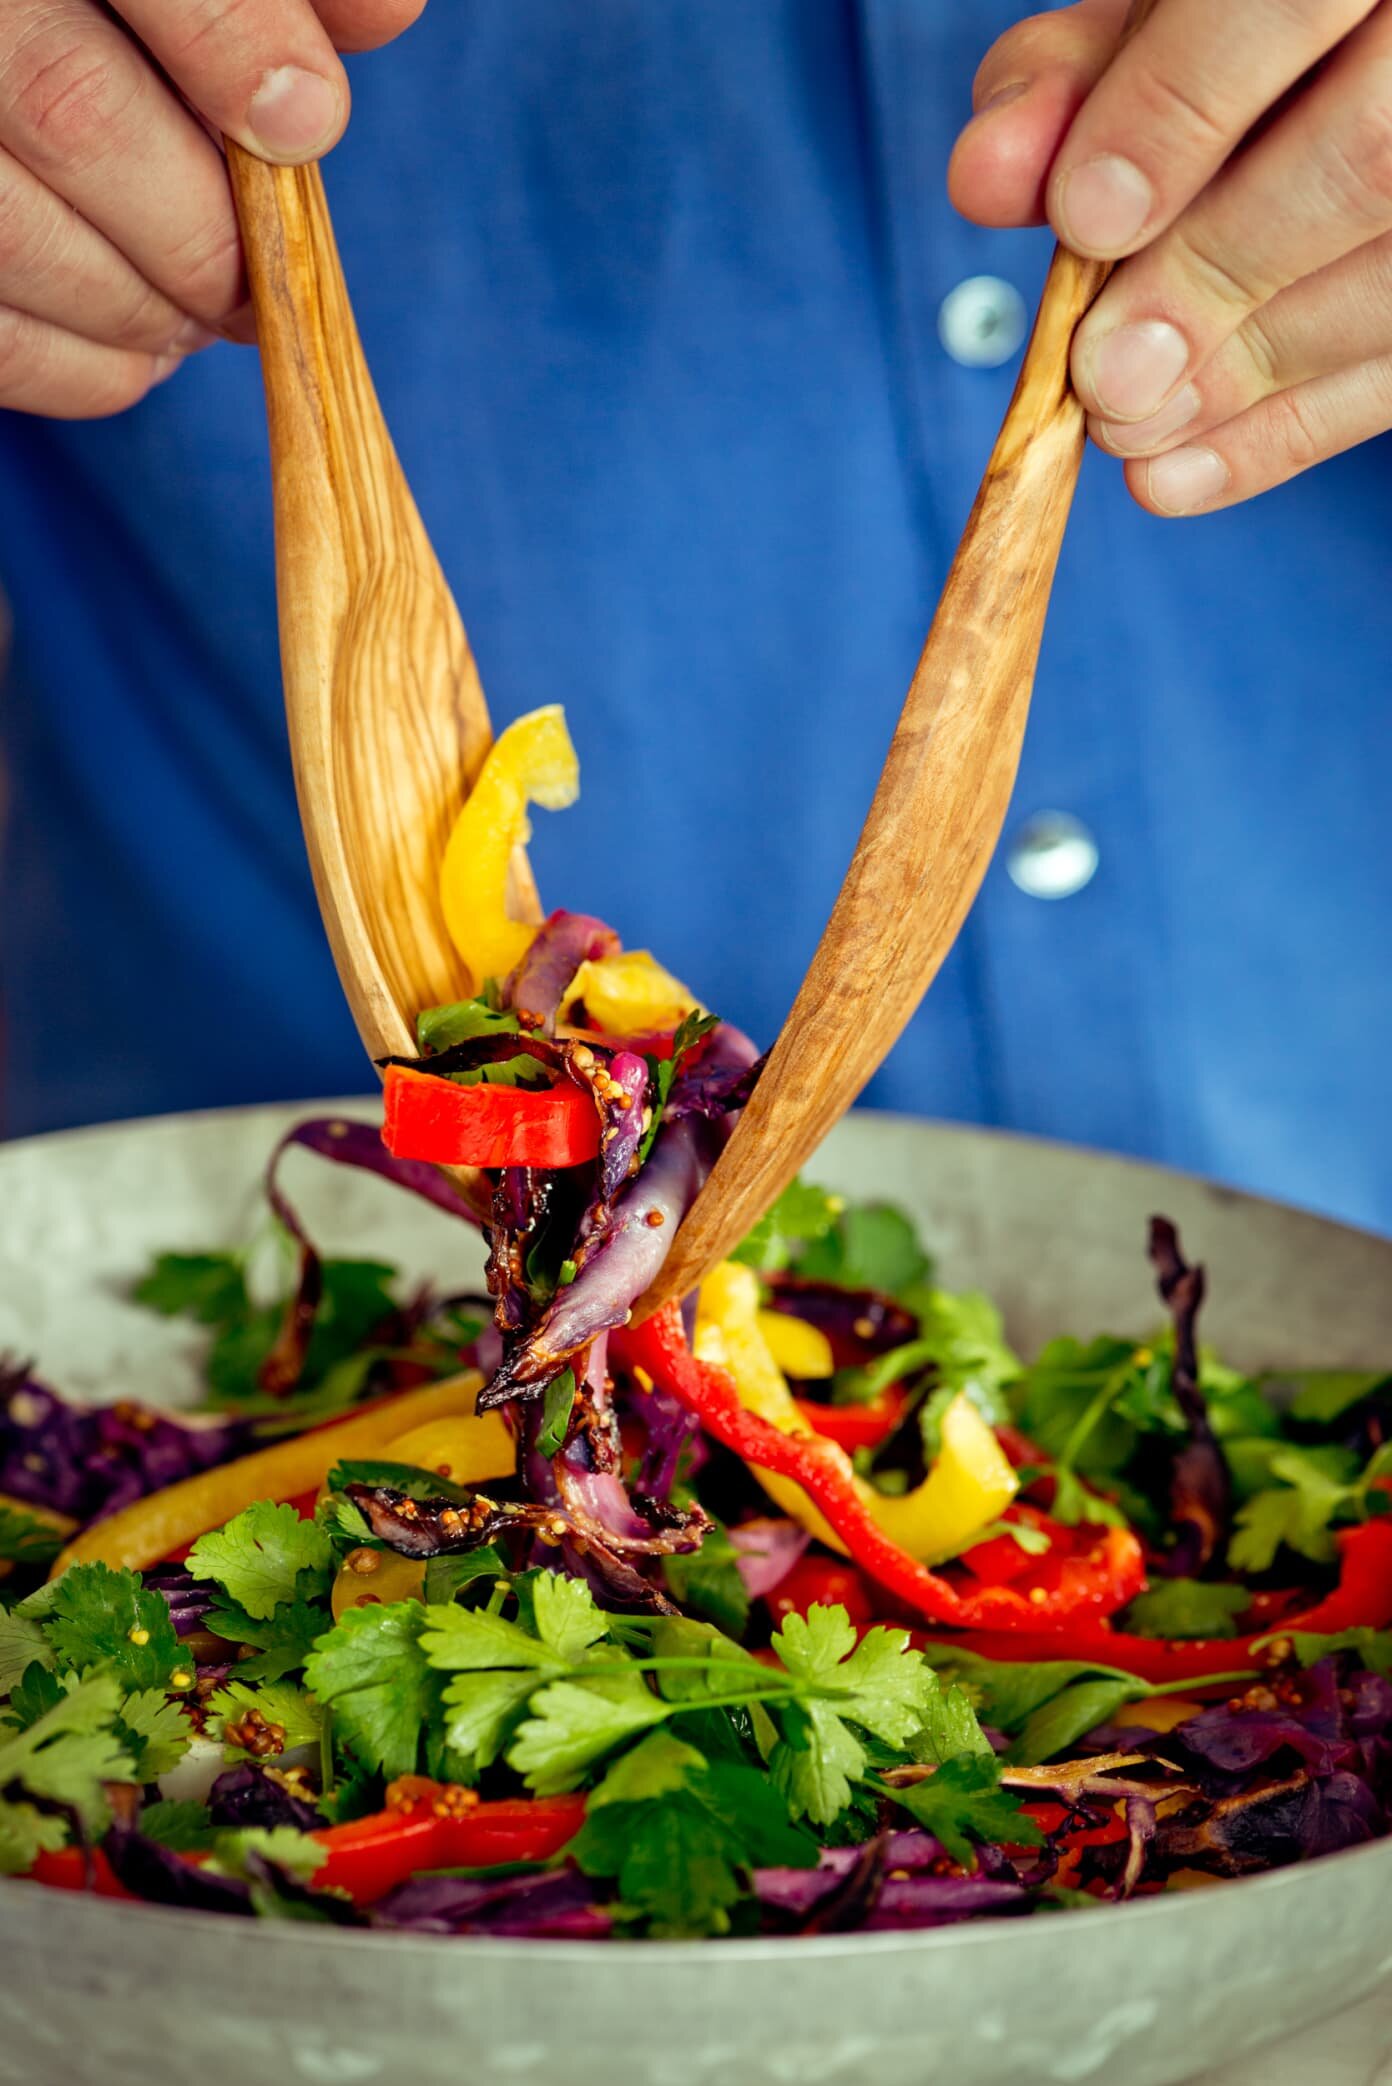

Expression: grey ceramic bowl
xmin=1 ymin=1101 xmax=1390 ymax=2086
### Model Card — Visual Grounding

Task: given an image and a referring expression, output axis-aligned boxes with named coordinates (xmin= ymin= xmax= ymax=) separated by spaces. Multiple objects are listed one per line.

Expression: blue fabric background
xmin=1 ymin=2 xmax=1388 ymax=1230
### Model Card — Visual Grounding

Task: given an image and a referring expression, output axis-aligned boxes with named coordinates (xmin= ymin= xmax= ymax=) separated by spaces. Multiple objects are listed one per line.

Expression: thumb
xmin=313 ymin=0 xmax=428 ymax=54
xmin=948 ymin=0 xmax=1129 ymax=229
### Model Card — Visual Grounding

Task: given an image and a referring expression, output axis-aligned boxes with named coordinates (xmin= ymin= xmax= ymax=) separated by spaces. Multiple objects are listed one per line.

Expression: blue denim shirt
xmin=2 ymin=2 xmax=1389 ymax=1230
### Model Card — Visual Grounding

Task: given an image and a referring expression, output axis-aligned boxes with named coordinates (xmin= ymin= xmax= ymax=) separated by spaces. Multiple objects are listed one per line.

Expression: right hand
xmin=0 ymin=0 xmax=425 ymax=418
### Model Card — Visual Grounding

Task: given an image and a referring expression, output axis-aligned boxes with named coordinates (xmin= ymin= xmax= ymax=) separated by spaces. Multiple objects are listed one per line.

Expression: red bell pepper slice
xmin=917 ymin=1519 xmax=1392 ymax=1683
xmin=766 ymin=1556 xmax=877 ymax=1627
xmin=615 ymin=1306 xmax=1143 ymax=1631
xmin=312 ymin=1785 xmax=586 ymax=1905
xmin=383 ymin=1063 xmax=600 ymax=1169
xmin=27 ymin=1848 xmax=135 ymax=1900
xmin=792 ymin=1387 xmax=908 ymax=1452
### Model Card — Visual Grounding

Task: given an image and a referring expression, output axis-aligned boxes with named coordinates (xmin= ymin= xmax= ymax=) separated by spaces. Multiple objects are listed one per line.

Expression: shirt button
xmin=1006 ymin=813 xmax=1100 ymax=901
xmin=938 ymin=275 xmax=1028 ymax=369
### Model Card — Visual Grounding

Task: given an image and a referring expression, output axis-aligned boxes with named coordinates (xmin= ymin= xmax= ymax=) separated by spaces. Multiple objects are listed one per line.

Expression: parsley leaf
xmin=45 ymin=1563 xmax=183 ymax=1689
xmin=887 ymin=1755 xmax=1041 ymax=1869
xmin=187 ymin=1502 xmax=335 ymax=1620
xmin=1122 ymin=1579 xmax=1251 ymax=1641
xmin=303 ymin=1603 xmax=434 ymax=1779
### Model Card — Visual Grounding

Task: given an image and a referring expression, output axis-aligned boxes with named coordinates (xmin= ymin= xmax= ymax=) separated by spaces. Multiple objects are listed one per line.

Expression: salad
xmin=1 ymin=708 xmax=1388 ymax=1940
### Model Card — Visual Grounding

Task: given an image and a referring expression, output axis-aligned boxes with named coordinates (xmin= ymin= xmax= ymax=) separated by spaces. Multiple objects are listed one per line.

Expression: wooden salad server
xmin=226 ymin=145 xmax=534 ymax=1113
xmin=642 ymin=0 xmax=1161 ymax=1316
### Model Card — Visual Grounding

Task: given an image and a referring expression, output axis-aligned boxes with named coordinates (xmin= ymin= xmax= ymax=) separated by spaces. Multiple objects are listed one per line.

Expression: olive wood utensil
xmin=640 ymin=0 xmax=1159 ymax=1316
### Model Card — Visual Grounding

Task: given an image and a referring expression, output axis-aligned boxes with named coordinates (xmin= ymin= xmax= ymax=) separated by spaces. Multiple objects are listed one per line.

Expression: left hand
xmin=949 ymin=0 xmax=1392 ymax=516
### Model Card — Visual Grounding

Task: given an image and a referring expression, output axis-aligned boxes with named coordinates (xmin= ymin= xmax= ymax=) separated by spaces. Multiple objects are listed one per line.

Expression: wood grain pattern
xmin=640 ymin=242 xmax=1112 ymax=1315
xmin=639 ymin=0 xmax=1162 ymax=1315
xmin=228 ymin=147 xmax=539 ymax=1074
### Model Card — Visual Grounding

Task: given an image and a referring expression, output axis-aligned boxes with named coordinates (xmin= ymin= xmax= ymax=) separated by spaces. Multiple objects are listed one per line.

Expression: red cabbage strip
xmin=256 ymin=1115 xmax=480 ymax=1396
xmin=662 ymin=1023 xmax=762 ymax=1122
xmin=1148 ymin=1215 xmax=1231 ymax=1575
xmin=505 ymin=909 xmax=621 ymax=1035
xmin=480 ymin=1114 xmax=722 ymax=1402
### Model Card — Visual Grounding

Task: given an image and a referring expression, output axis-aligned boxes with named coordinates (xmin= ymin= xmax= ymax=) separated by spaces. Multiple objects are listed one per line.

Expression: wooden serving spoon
xmin=226 ymin=144 xmax=536 ymax=1069
xmin=641 ymin=0 xmax=1160 ymax=1316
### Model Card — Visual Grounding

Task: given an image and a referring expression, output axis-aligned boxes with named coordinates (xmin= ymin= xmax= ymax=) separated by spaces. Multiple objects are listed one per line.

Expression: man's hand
xmin=951 ymin=0 xmax=1392 ymax=515
xmin=0 ymin=0 xmax=423 ymax=418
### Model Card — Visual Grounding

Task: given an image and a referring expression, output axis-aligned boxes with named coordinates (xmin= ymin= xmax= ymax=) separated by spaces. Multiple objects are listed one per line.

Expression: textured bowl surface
xmin=1 ymin=1100 xmax=1390 ymax=2086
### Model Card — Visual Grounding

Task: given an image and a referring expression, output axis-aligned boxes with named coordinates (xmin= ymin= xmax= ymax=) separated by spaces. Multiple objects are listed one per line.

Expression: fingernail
xmin=1085 ymin=320 xmax=1189 ymax=420
xmin=1056 ymin=154 xmax=1154 ymax=254
xmin=1145 ymin=445 xmax=1229 ymax=515
xmin=1097 ymin=382 xmax=1201 ymax=455
xmin=172 ymin=319 xmax=219 ymax=355
xmin=975 ymin=80 xmax=1031 ymax=117
xmin=247 ymin=66 xmax=343 ymax=162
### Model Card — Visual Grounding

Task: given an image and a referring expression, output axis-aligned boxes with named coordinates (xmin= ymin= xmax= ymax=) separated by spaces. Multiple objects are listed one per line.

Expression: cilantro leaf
xmin=887 ymin=1755 xmax=1041 ymax=1869
xmin=914 ymin=1674 xmax=995 ymax=1765
xmin=187 ymin=1502 xmax=335 ymax=1620
xmin=302 ymin=1603 xmax=432 ymax=1779
xmin=209 ymin=1824 xmax=326 ymax=1885
xmin=569 ymin=1730 xmax=815 ymax=1937
xmin=45 ymin=1563 xmax=183 ymax=1689
xmin=507 ymin=1673 xmax=665 ymax=1794
xmin=537 ymin=1368 xmax=577 ymax=1457
xmin=1266 ymin=1628 xmax=1392 ymax=1679
xmin=422 ymin=1547 xmax=508 ymax=1607
xmin=0 ymin=1610 xmax=54 ymax=1692
xmin=0 ymin=1502 xmax=65 ymax=1570
xmin=531 ymin=1572 xmax=609 ymax=1662
xmin=0 ymin=1802 xmax=68 ymax=1875
xmin=769 ymin=1696 xmax=865 ymax=1825
xmin=795 ymin=1201 xmax=930 ymax=1296
xmin=324 ymin=1459 xmax=471 ymax=1507
xmin=661 ymin=1520 xmax=751 ymax=1639
xmin=733 ymin=1179 xmax=843 ymax=1274
xmin=207 ymin=1679 xmax=326 ymax=1760
xmin=771 ymin=1608 xmax=932 ymax=1750
xmin=1122 ymin=1578 xmax=1250 ymax=1641
xmin=0 ymin=1672 xmax=133 ymax=1837
xmin=116 ymin=1689 xmax=192 ymax=1778
xmin=132 ymin=1251 xmax=246 ymax=1325
xmin=203 ymin=1595 xmax=330 ymax=1683
xmin=1285 ymin=1371 xmax=1390 ymax=1425
xmin=3 ymin=1660 xmax=64 ymax=1730
xmin=1009 ymin=1680 xmax=1141 ymax=1768
xmin=137 ymin=1799 xmax=216 ymax=1852
xmin=417 ymin=997 xmax=520 ymax=1053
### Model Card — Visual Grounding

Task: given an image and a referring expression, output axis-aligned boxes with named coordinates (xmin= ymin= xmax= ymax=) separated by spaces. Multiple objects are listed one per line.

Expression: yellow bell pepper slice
xmin=870 ymin=1392 xmax=1019 ymax=1565
xmin=696 ymin=1262 xmax=1016 ymax=1565
xmin=51 ymin=1372 xmax=488 ymax=1577
xmin=378 ymin=1411 xmax=516 ymax=1491
xmin=331 ymin=1548 xmax=427 ymax=1620
xmin=757 ymin=1310 xmax=835 ymax=1382
xmin=439 ymin=705 xmax=579 ymax=989
xmin=558 ymin=950 xmax=704 ymax=1037
xmin=695 ymin=1266 xmax=845 ymax=1553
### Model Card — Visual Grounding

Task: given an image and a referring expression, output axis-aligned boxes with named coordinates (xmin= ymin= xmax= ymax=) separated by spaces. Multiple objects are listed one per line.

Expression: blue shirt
xmin=2 ymin=2 xmax=1390 ymax=1232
